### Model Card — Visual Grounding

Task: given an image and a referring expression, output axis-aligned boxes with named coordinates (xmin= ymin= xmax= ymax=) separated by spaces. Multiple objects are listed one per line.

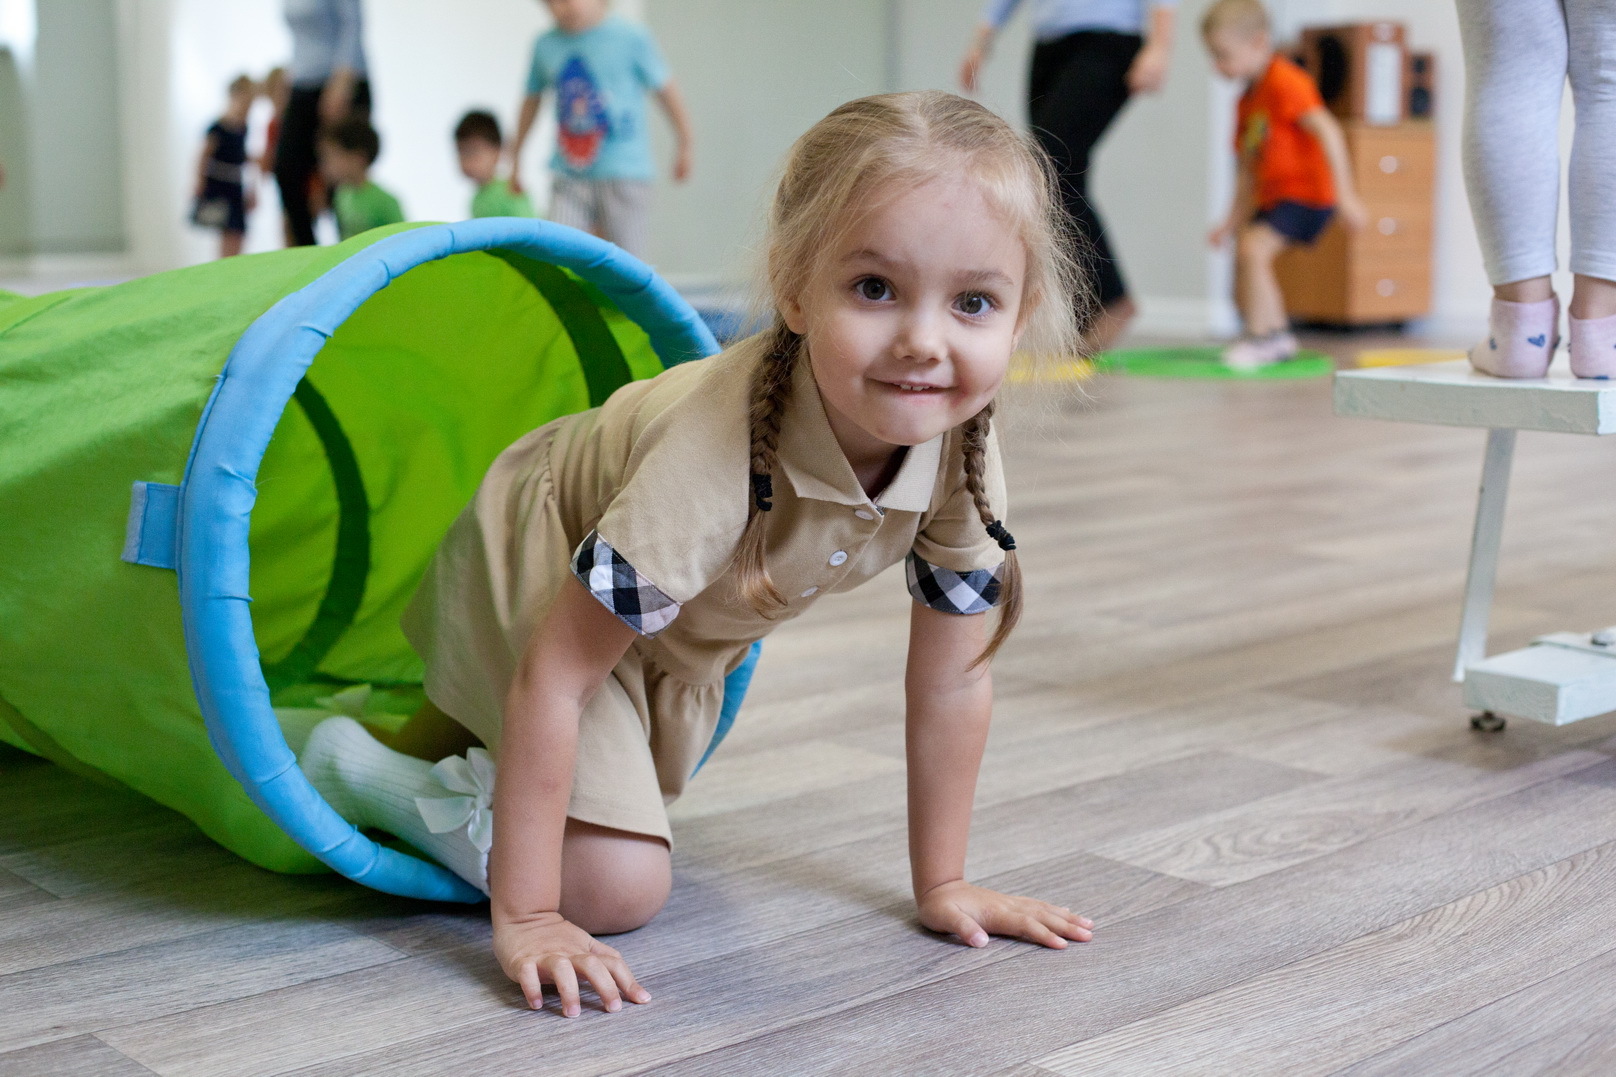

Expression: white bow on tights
xmin=414 ymin=748 xmax=496 ymax=854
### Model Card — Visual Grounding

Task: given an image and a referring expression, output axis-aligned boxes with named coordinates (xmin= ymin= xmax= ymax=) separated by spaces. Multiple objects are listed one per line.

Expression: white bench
xmin=1335 ymin=360 xmax=1616 ymax=728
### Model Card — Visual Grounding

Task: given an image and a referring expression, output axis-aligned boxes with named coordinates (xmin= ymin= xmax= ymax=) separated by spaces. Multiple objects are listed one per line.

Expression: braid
xmin=734 ymin=322 xmax=801 ymax=615
xmin=960 ymin=404 xmax=1022 ymax=669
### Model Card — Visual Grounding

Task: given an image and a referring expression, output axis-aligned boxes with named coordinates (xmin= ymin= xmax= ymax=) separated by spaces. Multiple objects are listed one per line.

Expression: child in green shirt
xmin=455 ymin=110 xmax=535 ymax=219
xmin=319 ymin=116 xmax=405 ymax=241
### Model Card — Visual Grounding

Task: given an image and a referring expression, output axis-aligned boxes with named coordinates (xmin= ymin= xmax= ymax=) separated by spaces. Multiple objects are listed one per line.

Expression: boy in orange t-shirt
xmin=1203 ymin=0 xmax=1367 ymax=368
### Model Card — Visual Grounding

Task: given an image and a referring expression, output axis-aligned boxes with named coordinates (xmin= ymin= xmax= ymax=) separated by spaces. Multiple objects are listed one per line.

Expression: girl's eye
xmin=958 ymin=292 xmax=994 ymax=317
xmin=856 ymin=277 xmax=891 ymax=302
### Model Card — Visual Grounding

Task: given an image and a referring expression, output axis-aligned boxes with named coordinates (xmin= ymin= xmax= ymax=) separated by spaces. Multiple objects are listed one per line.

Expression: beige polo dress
xmin=402 ymin=332 xmax=1008 ymax=844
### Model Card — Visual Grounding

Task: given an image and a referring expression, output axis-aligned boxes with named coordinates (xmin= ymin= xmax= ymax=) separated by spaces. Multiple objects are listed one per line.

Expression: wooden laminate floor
xmin=7 ymin=339 xmax=1616 ymax=1075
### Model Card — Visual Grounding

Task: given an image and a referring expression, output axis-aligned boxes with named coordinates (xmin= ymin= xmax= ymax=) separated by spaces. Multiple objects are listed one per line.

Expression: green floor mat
xmin=1095 ymin=346 xmax=1334 ymax=379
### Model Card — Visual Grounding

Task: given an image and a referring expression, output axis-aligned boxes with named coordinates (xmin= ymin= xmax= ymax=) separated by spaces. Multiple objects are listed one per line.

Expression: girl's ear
xmin=780 ymin=298 xmax=808 ymax=336
xmin=1011 ymin=290 xmax=1040 ymax=352
xmin=778 ymin=289 xmax=809 ymax=336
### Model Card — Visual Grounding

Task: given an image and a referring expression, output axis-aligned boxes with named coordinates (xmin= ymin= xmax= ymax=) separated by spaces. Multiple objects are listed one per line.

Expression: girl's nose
xmin=895 ymin=310 xmax=945 ymax=363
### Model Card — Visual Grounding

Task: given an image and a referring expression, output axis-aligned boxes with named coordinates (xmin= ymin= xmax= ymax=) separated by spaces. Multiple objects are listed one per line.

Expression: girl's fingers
xmin=949 ymin=909 xmax=989 ymax=948
xmin=544 ymin=956 xmax=582 ymax=1018
xmin=575 ymin=955 xmax=623 ymax=1013
xmin=1053 ymin=913 xmax=1094 ymax=941
xmin=607 ymin=956 xmax=652 ymax=1004
xmin=1020 ymin=917 xmax=1069 ymax=949
xmin=517 ymin=961 xmax=545 ymax=1010
xmin=1049 ymin=904 xmax=1094 ymax=930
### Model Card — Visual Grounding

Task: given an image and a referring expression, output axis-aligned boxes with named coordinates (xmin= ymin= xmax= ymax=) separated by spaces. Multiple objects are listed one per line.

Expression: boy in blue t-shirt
xmin=508 ymin=0 xmax=693 ymax=261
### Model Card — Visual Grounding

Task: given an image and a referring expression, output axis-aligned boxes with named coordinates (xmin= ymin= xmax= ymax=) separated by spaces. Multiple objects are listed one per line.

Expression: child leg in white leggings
xmin=300 ymin=715 xmax=493 ymax=894
xmin=1459 ymin=0 xmax=1616 ymax=378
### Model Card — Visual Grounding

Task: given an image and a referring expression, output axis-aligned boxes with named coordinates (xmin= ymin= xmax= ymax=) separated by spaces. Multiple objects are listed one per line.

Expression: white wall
xmin=0 ymin=0 xmax=123 ymax=260
xmin=116 ymin=0 xmax=555 ymax=271
xmin=644 ymin=1 xmax=892 ymax=295
xmin=642 ymin=0 xmax=1254 ymax=336
xmin=110 ymin=0 xmax=1504 ymax=337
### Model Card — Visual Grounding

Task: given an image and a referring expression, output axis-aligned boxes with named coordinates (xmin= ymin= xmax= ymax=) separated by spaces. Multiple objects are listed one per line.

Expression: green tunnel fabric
xmin=0 ymin=225 xmax=667 ymax=873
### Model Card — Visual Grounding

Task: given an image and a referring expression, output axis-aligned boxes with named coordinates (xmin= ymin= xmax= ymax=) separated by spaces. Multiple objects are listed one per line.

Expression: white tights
xmin=1458 ymin=0 xmax=1616 ymax=286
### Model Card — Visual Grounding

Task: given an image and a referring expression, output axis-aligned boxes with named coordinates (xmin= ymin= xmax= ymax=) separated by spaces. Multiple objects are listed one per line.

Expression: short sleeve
xmin=906 ymin=426 xmax=1009 ymax=615
xmin=330 ymin=0 xmax=365 ymax=71
xmin=525 ymin=36 xmax=551 ymax=96
xmin=980 ymin=0 xmax=1021 ymax=30
xmin=632 ymin=25 xmax=671 ymax=90
xmin=1274 ymin=62 xmax=1325 ymax=125
xmin=570 ymin=356 xmax=752 ymax=635
xmin=571 ymin=530 xmax=682 ymax=635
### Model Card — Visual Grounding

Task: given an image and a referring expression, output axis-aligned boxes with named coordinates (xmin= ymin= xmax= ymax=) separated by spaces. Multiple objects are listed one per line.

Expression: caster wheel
xmin=1470 ymin=711 xmax=1506 ymax=732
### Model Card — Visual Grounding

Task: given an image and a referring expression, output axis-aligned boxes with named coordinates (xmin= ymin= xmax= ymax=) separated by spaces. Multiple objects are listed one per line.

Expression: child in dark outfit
xmin=1202 ymin=0 xmax=1367 ymax=369
xmin=192 ymin=75 xmax=258 ymax=259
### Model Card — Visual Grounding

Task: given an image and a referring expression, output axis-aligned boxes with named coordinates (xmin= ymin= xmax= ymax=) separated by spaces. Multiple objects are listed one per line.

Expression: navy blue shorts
xmin=1255 ymin=200 xmax=1335 ymax=245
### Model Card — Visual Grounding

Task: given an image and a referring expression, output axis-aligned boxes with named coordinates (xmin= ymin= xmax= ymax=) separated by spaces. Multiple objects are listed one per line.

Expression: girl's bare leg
xmin=1569 ymin=273 xmax=1616 ymax=319
xmin=1495 ymin=275 xmax=1554 ymax=303
xmin=1235 ymin=222 xmax=1290 ymax=336
xmin=376 ymin=699 xmax=483 ymax=761
xmin=558 ymin=820 xmax=672 ymax=935
xmin=219 ymin=231 xmax=245 ymax=258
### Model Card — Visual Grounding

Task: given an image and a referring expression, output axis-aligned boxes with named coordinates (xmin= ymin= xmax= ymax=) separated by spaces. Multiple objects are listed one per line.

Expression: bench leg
xmin=1454 ymin=428 xmax=1516 ymax=682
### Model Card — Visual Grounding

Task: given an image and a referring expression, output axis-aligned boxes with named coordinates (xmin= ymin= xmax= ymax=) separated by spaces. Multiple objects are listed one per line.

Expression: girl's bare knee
xmin=1237 ymin=224 xmax=1284 ymax=265
xmin=559 ymin=820 xmax=671 ymax=935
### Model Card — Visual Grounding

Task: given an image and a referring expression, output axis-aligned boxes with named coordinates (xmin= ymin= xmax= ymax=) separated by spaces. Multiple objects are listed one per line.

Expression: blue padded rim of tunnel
xmin=177 ymin=220 xmax=721 ymax=901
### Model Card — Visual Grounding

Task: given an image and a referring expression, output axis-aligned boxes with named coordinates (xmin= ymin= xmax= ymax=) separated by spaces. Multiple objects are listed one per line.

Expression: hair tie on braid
xmin=985 ymin=519 xmax=1016 ymax=551
xmin=751 ymin=472 xmax=774 ymax=512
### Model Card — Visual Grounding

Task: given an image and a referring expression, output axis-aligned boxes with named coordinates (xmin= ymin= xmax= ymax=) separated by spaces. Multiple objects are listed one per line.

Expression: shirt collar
xmin=775 ymin=351 xmax=944 ymax=513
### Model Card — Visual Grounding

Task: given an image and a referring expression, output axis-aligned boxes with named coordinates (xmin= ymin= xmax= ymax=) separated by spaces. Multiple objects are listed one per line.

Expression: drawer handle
xmin=1377 ymin=278 xmax=1397 ymax=297
xmin=1378 ymin=217 xmax=1398 ymax=235
xmin=1379 ymin=155 xmax=1400 ymax=174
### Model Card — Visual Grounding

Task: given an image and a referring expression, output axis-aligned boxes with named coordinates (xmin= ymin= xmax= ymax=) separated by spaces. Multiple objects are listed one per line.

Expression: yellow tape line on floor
xmin=1356 ymin=348 xmax=1466 ymax=368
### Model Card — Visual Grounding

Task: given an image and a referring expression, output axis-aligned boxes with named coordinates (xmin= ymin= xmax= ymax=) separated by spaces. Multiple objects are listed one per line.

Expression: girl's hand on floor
xmin=494 ymin=911 xmax=651 ymax=1017
xmin=917 ymin=880 xmax=1093 ymax=949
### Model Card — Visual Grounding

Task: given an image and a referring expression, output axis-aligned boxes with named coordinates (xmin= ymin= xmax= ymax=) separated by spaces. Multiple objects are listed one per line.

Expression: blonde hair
xmin=1201 ymin=0 xmax=1270 ymax=38
xmin=733 ymin=90 xmax=1086 ymax=668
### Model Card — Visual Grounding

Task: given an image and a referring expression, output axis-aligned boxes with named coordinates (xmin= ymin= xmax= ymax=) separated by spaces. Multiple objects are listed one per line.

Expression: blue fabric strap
xmin=121 ymin=481 xmax=180 ymax=570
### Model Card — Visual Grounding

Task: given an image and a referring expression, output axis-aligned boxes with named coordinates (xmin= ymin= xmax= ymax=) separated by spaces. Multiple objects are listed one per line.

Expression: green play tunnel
xmin=0 ymin=220 xmax=719 ymax=900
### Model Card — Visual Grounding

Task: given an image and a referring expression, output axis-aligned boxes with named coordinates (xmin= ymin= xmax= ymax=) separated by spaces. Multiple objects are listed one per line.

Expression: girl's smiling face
xmin=780 ymin=174 xmax=1028 ymax=471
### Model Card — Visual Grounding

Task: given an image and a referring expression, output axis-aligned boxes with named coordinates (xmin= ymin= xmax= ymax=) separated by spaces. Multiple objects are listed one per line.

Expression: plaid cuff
xmin=905 ymin=552 xmax=1003 ymax=615
xmin=571 ymin=530 xmax=681 ymax=636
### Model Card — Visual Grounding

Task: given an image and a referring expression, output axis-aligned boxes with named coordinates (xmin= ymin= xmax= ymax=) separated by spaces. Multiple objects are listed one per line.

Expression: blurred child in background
xmin=257 ymin=67 xmax=306 ymax=248
xmin=1203 ymin=0 xmax=1366 ymax=369
xmin=508 ymin=0 xmax=694 ymax=260
xmin=192 ymin=75 xmax=259 ymax=259
xmin=318 ymin=116 xmax=404 ymax=241
xmin=456 ymin=110 xmax=535 ymax=219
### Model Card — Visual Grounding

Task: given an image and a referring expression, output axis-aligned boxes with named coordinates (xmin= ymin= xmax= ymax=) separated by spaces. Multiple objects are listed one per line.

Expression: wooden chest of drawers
xmin=1274 ymin=121 xmax=1435 ymax=325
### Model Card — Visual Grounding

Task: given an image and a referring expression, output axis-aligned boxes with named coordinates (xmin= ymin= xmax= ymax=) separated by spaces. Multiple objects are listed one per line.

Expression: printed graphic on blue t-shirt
xmin=556 ymin=56 xmax=612 ymax=171
xmin=525 ymin=16 xmax=670 ymax=181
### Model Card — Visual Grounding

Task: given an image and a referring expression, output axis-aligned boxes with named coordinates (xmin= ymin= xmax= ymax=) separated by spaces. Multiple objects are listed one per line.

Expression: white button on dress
xmin=828 ymin=550 xmax=848 ymax=566
xmin=800 ymin=587 xmax=818 ymax=597
xmin=854 ymin=509 xmax=875 ymax=520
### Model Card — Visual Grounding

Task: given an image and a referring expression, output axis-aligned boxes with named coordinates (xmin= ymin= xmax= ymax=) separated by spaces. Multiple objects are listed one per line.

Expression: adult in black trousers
xmin=962 ymin=1 xmax=1177 ymax=352
xmin=276 ymin=0 xmax=372 ymax=247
